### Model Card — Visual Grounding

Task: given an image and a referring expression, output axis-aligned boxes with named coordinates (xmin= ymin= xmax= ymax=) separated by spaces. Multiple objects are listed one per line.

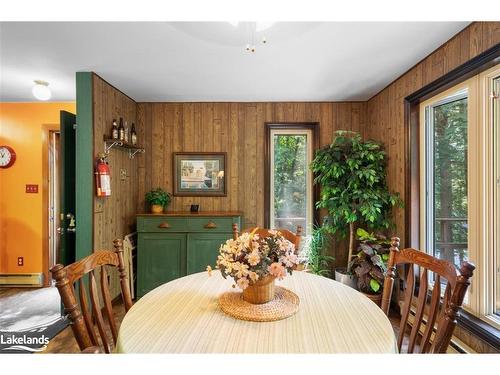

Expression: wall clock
xmin=0 ymin=145 xmax=16 ymax=168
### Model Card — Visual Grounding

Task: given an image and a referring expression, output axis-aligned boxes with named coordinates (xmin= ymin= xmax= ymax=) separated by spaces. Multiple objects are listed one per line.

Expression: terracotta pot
xmin=151 ymin=204 xmax=164 ymax=214
xmin=363 ymin=292 xmax=382 ymax=306
xmin=242 ymin=275 xmax=276 ymax=304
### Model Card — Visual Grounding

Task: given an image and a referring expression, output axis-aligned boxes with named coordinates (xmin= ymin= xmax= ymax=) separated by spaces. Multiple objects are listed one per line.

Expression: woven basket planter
xmin=242 ymin=275 xmax=276 ymax=304
xmin=363 ymin=292 xmax=382 ymax=306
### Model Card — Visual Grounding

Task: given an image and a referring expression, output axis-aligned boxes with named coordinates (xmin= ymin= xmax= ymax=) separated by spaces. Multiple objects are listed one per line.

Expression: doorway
xmin=42 ymin=124 xmax=60 ymax=286
xmin=48 ymin=130 xmax=60 ymax=272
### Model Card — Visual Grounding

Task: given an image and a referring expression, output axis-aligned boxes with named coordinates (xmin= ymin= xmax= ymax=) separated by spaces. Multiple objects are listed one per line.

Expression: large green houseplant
xmin=310 ymin=130 xmax=402 ymax=278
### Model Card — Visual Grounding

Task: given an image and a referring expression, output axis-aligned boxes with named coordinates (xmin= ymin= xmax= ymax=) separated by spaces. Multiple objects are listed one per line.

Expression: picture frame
xmin=173 ymin=152 xmax=227 ymax=196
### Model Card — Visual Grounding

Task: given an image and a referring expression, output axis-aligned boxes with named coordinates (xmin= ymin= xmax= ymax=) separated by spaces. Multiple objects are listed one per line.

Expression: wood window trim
xmin=404 ymin=43 xmax=500 ymax=345
xmin=264 ymin=122 xmax=320 ymax=229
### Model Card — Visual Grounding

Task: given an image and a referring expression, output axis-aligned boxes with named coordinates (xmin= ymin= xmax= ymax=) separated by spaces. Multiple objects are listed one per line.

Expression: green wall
xmin=75 ymin=72 xmax=93 ymax=260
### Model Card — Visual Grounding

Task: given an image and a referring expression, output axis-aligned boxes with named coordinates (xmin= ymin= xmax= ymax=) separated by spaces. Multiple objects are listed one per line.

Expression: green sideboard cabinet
xmin=136 ymin=212 xmax=242 ymax=298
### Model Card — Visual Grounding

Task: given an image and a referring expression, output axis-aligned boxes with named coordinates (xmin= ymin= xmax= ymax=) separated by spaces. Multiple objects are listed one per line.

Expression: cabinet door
xmin=137 ymin=233 xmax=186 ymax=297
xmin=186 ymin=233 xmax=230 ymax=275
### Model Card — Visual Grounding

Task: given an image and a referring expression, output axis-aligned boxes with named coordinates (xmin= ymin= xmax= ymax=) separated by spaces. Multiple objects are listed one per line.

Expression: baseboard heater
xmin=0 ymin=273 xmax=44 ymax=287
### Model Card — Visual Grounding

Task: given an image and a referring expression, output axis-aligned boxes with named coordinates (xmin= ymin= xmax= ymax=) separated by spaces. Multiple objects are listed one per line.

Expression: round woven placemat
xmin=218 ymin=286 xmax=300 ymax=322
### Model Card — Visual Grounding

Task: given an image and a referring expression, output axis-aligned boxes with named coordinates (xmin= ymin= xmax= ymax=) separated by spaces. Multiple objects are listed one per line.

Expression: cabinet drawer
xmin=137 ymin=217 xmax=188 ymax=232
xmin=187 ymin=217 xmax=236 ymax=233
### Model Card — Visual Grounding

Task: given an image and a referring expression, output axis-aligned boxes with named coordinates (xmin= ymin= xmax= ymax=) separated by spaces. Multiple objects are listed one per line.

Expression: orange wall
xmin=0 ymin=102 xmax=76 ymax=274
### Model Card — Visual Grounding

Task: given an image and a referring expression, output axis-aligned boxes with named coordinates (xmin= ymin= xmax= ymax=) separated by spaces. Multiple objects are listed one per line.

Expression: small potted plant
xmin=347 ymin=228 xmax=391 ymax=305
xmin=145 ymin=188 xmax=172 ymax=214
xmin=304 ymin=225 xmax=335 ymax=277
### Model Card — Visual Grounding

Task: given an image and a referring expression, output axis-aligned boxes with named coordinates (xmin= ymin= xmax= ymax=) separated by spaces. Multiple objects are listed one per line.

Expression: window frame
xmin=418 ymin=65 xmax=500 ymax=330
xmin=478 ymin=64 xmax=500 ymax=327
xmin=419 ymin=77 xmax=478 ymax=312
xmin=264 ymin=123 xmax=319 ymax=233
xmin=405 ymin=44 xmax=500 ymax=346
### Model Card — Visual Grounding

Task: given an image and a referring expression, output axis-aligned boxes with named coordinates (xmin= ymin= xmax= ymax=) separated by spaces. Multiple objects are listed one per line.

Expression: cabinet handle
xmin=158 ymin=222 xmax=171 ymax=229
xmin=204 ymin=221 xmax=217 ymax=229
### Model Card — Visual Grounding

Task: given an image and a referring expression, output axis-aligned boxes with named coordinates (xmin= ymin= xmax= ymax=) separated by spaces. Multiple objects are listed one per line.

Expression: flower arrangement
xmin=211 ymin=229 xmax=299 ymax=290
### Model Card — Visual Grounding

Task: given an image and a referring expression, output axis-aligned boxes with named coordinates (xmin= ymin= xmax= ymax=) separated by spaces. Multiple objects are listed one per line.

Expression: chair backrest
xmin=232 ymin=224 xmax=302 ymax=252
xmin=50 ymin=239 xmax=133 ymax=353
xmin=381 ymin=237 xmax=475 ymax=353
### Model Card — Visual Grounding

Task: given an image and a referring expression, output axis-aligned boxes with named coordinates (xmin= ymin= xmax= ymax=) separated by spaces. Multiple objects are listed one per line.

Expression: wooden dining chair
xmin=50 ymin=239 xmax=133 ymax=353
xmin=232 ymin=223 xmax=303 ymax=252
xmin=381 ymin=237 xmax=475 ymax=353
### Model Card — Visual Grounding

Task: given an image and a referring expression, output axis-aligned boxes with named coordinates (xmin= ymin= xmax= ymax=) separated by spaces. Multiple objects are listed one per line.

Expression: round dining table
xmin=115 ymin=270 xmax=397 ymax=353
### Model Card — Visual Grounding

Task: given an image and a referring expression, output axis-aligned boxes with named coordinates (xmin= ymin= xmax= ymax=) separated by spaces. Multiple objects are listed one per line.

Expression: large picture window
xmin=419 ymin=64 xmax=500 ymax=328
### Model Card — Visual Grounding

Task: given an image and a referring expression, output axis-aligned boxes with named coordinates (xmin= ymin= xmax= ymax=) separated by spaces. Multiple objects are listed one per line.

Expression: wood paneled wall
xmin=92 ymin=74 xmax=139 ymax=251
xmin=365 ymin=22 xmax=500 ymax=246
xmin=136 ymin=102 xmax=366 ymax=230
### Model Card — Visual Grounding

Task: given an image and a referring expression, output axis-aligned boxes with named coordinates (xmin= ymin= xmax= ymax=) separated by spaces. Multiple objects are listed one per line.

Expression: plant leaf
xmin=370 ymin=279 xmax=380 ymax=293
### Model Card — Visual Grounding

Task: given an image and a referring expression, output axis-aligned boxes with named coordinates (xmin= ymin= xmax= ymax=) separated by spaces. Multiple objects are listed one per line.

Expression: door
xmin=187 ymin=233 xmax=227 ymax=274
xmin=58 ymin=110 xmax=77 ymax=266
xmin=137 ymin=233 xmax=187 ymax=297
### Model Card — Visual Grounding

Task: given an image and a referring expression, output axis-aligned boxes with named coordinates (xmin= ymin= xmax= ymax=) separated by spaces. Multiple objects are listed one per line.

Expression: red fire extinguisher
xmin=95 ymin=156 xmax=111 ymax=197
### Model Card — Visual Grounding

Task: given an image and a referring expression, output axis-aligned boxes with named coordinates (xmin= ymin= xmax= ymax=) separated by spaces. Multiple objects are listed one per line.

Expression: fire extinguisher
xmin=95 ymin=155 xmax=111 ymax=197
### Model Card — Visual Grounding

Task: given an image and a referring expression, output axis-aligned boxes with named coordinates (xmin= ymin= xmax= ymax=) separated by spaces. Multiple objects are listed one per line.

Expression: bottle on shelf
xmin=111 ymin=119 xmax=119 ymax=140
xmin=130 ymin=123 xmax=137 ymax=145
xmin=118 ymin=117 xmax=125 ymax=141
xmin=124 ymin=121 xmax=129 ymax=143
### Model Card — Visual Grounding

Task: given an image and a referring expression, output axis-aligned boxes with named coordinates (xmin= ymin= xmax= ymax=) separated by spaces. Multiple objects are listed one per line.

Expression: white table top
xmin=116 ymin=270 xmax=397 ymax=353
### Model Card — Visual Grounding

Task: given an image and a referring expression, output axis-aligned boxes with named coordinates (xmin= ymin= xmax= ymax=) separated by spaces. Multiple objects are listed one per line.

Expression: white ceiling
xmin=0 ymin=22 xmax=469 ymax=102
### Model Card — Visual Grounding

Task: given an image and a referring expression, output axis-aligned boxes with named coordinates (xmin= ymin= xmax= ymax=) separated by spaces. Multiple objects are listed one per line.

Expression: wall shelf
xmin=103 ymin=137 xmax=145 ymax=159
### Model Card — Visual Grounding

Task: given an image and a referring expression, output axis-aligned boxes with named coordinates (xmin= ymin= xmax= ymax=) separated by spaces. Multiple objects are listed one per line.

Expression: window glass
xmin=494 ymin=76 xmax=500 ymax=316
xmin=270 ymin=130 xmax=312 ymax=236
xmin=428 ymin=96 xmax=469 ymax=270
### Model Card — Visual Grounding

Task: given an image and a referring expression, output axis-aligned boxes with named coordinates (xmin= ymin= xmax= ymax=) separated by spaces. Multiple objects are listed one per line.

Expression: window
xmin=419 ymin=64 xmax=500 ymax=328
xmin=486 ymin=71 xmax=500 ymax=318
xmin=266 ymin=125 xmax=316 ymax=237
xmin=423 ymin=92 xmax=469 ymax=272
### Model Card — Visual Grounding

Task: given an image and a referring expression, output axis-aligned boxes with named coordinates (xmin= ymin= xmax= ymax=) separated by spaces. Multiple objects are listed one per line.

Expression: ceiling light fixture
xmin=244 ymin=22 xmax=271 ymax=53
xmin=32 ymin=80 xmax=51 ymax=101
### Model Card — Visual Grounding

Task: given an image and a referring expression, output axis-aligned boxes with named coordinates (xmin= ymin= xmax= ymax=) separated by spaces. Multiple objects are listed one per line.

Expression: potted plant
xmin=304 ymin=225 xmax=335 ymax=277
xmin=310 ymin=130 xmax=402 ymax=287
xmin=145 ymin=188 xmax=172 ymax=214
xmin=347 ymin=228 xmax=391 ymax=305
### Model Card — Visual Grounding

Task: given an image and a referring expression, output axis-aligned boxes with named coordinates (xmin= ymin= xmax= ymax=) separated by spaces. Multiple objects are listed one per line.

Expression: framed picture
xmin=173 ymin=152 xmax=227 ymax=196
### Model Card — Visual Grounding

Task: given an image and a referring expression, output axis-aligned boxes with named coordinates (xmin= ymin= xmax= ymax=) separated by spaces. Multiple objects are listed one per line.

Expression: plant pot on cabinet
xmin=151 ymin=204 xmax=164 ymax=214
xmin=334 ymin=267 xmax=357 ymax=289
xmin=242 ymin=275 xmax=276 ymax=304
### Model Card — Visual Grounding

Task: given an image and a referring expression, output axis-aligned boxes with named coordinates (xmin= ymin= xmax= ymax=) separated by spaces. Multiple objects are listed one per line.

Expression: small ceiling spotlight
xmin=32 ymin=80 xmax=51 ymax=101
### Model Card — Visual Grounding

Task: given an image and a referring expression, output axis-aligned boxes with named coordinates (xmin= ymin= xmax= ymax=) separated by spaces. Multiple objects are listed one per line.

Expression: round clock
xmin=0 ymin=145 xmax=16 ymax=168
